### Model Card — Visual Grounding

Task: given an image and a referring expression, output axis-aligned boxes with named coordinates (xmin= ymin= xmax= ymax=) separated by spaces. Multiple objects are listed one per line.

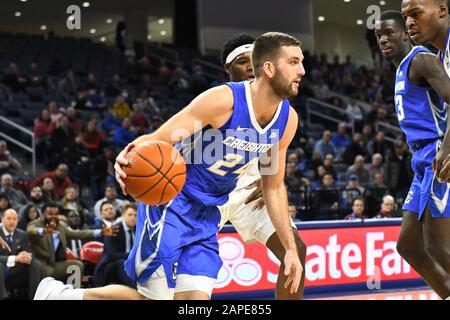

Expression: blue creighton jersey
xmin=395 ymin=46 xmax=446 ymax=149
xmin=438 ymin=27 xmax=450 ymax=76
xmin=177 ymin=80 xmax=290 ymax=206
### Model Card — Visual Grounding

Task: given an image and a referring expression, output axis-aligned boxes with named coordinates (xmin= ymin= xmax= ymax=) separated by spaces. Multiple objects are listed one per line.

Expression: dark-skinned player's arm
xmin=260 ymin=107 xmax=302 ymax=294
xmin=114 ymin=85 xmax=234 ymax=194
xmin=411 ymin=53 xmax=450 ymax=182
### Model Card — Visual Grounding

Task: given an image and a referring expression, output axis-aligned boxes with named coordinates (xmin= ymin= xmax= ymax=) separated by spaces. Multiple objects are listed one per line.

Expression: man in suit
xmin=93 ymin=203 xmax=136 ymax=288
xmin=27 ymin=203 xmax=117 ymax=282
xmin=1 ymin=209 xmax=41 ymax=299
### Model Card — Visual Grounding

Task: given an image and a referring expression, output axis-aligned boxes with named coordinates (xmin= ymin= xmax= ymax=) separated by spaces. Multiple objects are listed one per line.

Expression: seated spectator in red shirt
xmin=30 ymin=163 xmax=72 ymax=200
xmin=343 ymin=197 xmax=367 ymax=220
xmin=375 ymin=195 xmax=397 ymax=219
xmin=82 ymin=119 xmax=105 ymax=156
xmin=34 ymin=109 xmax=56 ymax=143
xmin=66 ymin=107 xmax=83 ymax=135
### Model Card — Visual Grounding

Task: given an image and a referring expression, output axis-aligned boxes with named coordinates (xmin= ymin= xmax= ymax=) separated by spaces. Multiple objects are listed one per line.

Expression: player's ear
xmin=438 ymin=3 xmax=448 ymax=18
xmin=262 ymin=61 xmax=275 ymax=78
xmin=224 ymin=63 xmax=232 ymax=76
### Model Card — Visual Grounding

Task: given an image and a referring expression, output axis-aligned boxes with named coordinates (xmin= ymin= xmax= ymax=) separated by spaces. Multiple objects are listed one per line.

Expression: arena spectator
xmin=30 ymin=164 xmax=73 ymax=200
xmin=91 ymin=201 xmax=117 ymax=229
xmin=90 ymin=147 xmax=117 ymax=200
xmin=93 ymin=203 xmax=137 ymax=288
xmin=82 ymin=119 xmax=105 ymax=156
xmin=18 ymin=204 xmax=40 ymax=231
xmin=343 ymin=197 xmax=367 ymax=220
xmin=0 ymin=174 xmax=28 ymax=209
xmin=384 ymin=141 xmax=413 ymax=202
xmin=0 ymin=140 xmax=22 ymax=176
xmin=66 ymin=107 xmax=83 ymax=135
xmin=367 ymin=131 xmax=389 ymax=159
xmin=332 ymin=122 xmax=351 ymax=156
xmin=375 ymin=195 xmax=397 ymax=219
xmin=314 ymin=130 xmax=336 ymax=159
xmin=0 ymin=194 xmax=12 ymax=220
xmin=41 ymin=177 xmax=58 ymax=203
xmin=60 ymin=186 xmax=90 ymax=226
xmin=113 ymin=95 xmax=132 ymax=119
xmin=93 ymin=185 xmax=126 ymax=220
xmin=1 ymin=209 xmax=41 ymax=299
xmin=2 ymin=63 xmax=28 ymax=93
xmin=27 ymin=186 xmax=46 ymax=211
xmin=101 ymin=106 xmax=123 ymax=136
xmin=361 ymin=124 xmax=375 ymax=147
xmin=34 ymin=109 xmax=56 ymax=145
xmin=323 ymin=154 xmax=337 ymax=179
xmin=65 ymin=210 xmax=87 ymax=259
xmin=310 ymin=165 xmax=328 ymax=191
xmin=27 ymin=62 xmax=46 ymax=88
xmin=342 ymin=133 xmax=366 ymax=165
xmin=48 ymin=116 xmax=75 ymax=167
xmin=347 ymin=155 xmax=370 ymax=185
xmin=27 ymin=203 xmax=117 ymax=282
xmin=342 ymin=175 xmax=365 ymax=209
xmin=345 ymin=99 xmax=364 ymax=127
xmin=105 ymin=74 xmax=123 ymax=98
xmin=312 ymin=173 xmax=340 ymax=220
xmin=57 ymin=70 xmax=76 ymax=102
xmin=367 ymin=172 xmax=388 ymax=190
xmin=368 ymin=153 xmax=384 ymax=178
xmin=48 ymin=101 xmax=62 ymax=125
xmin=113 ymin=117 xmax=138 ymax=150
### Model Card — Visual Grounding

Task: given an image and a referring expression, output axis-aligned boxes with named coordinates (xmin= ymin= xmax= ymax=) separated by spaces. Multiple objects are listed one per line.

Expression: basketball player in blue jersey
xmin=376 ymin=10 xmax=450 ymax=299
xmin=34 ymin=32 xmax=304 ymax=300
xmin=216 ymin=34 xmax=306 ymax=299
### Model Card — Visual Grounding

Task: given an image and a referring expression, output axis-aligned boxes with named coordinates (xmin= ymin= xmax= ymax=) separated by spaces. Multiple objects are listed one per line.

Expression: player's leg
xmin=396 ymin=211 xmax=450 ymax=299
xmin=422 ymin=208 xmax=450 ymax=274
xmin=34 ymin=276 xmax=148 ymax=300
xmin=265 ymin=228 xmax=306 ymax=300
xmin=173 ymin=235 xmax=222 ymax=300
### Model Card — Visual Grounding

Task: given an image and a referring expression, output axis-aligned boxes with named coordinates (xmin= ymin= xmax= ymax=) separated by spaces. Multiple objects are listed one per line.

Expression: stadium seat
xmin=80 ymin=241 xmax=104 ymax=265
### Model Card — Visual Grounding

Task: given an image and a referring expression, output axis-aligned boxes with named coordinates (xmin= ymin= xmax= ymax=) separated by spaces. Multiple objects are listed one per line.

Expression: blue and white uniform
xmin=396 ymin=46 xmax=449 ymax=219
xmin=124 ymin=81 xmax=291 ymax=298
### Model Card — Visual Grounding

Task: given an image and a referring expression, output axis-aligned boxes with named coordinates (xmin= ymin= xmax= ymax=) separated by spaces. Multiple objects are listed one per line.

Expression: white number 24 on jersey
xmin=395 ymin=95 xmax=405 ymax=121
xmin=208 ymin=154 xmax=252 ymax=178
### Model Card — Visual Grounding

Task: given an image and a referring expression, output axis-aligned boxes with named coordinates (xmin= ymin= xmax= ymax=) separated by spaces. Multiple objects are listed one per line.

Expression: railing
xmin=0 ymin=115 xmax=36 ymax=175
xmin=305 ymin=98 xmax=356 ymax=135
xmin=375 ymin=121 xmax=404 ymax=144
xmin=192 ymin=58 xmax=226 ymax=82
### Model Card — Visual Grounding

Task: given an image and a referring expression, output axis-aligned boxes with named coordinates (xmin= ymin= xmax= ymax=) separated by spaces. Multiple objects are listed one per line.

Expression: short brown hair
xmin=251 ymin=32 xmax=301 ymax=77
xmin=122 ymin=202 xmax=137 ymax=214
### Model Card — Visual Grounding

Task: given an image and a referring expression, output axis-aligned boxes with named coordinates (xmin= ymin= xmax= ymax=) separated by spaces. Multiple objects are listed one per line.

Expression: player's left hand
xmin=244 ymin=179 xmax=265 ymax=211
xmin=433 ymin=148 xmax=450 ymax=183
xmin=283 ymin=249 xmax=303 ymax=294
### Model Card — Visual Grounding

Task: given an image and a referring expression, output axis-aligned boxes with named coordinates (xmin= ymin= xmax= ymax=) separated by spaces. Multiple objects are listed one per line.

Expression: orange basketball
xmin=122 ymin=140 xmax=186 ymax=205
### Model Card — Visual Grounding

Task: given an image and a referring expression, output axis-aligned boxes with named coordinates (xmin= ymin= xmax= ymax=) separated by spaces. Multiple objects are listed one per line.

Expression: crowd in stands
xmin=0 ymin=33 xmax=413 ymax=299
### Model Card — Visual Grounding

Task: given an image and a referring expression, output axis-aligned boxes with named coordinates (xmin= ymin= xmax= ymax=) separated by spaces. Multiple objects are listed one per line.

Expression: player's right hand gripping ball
xmin=123 ymin=141 xmax=186 ymax=205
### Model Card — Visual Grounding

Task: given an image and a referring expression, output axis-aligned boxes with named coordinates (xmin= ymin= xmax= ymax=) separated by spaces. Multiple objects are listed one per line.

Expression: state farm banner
xmin=213 ymin=222 xmax=421 ymax=294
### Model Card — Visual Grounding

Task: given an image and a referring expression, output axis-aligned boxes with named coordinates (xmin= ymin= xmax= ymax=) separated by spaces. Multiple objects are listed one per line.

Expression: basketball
xmin=122 ymin=141 xmax=186 ymax=205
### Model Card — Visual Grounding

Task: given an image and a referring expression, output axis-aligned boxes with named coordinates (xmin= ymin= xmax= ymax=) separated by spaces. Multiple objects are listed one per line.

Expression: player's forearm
xmin=262 ymin=183 xmax=296 ymax=251
xmin=442 ymin=106 xmax=450 ymax=151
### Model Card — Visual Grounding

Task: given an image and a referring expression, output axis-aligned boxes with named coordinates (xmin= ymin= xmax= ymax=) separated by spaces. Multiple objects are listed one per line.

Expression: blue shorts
xmin=124 ymin=191 xmax=223 ymax=289
xmin=403 ymin=139 xmax=450 ymax=219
